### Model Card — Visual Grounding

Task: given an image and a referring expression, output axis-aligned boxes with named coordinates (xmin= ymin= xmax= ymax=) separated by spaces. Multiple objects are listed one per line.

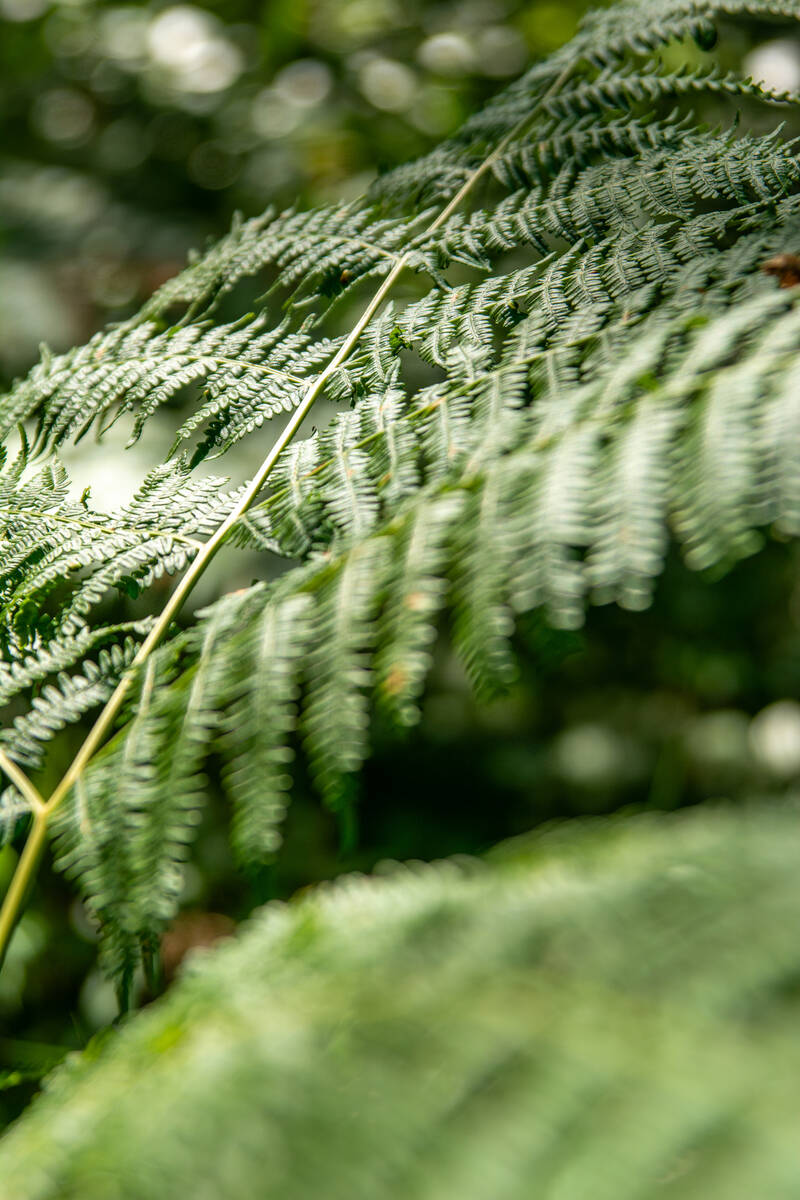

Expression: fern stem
xmin=0 ymin=55 xmax=576 ymax=970
xmin=427 ymin=58 xmax=576 ymax=235
xmin=0 ymin=811 xmax=48 ymax=970
xmin=0 ymin=748 xmax=45 ymax=815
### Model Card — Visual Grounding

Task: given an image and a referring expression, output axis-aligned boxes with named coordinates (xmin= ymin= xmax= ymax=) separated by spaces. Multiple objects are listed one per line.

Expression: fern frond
xmin=0 ymin=620 xmax=149 ymax=711
xmin=0 ymin=787 xmax=31 ymax=845
xmin=575 ymin=0 xmax=800 ymax=65
xmin=1 ymin=637 xmax=142 ymax=771
xmin=301 ymin=538 xmax=390 ymax=822
xmin=4 ymin=804 xmax=800 ymax=1198
xmin=0 ymin=449 xmax=235 ymax=792
xmin=5 ymin=0 xmax=800 ymax=992
xmin=489 ymin=109 xmax=696 ymax=189
xmin=0 ymin=451 xmax=232 ymax=642
xmin=51 ymin=609 xmax=231 ymax=1001
xmin=217 ymin=588 xmax=313 ymax=867
xmin=374 ymin=492 xmax=464 ymax=726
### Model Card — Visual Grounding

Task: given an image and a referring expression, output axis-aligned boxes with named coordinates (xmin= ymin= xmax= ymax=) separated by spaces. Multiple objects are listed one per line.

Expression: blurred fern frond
xmin=3 ymin=804 xmax=800 ymax=1198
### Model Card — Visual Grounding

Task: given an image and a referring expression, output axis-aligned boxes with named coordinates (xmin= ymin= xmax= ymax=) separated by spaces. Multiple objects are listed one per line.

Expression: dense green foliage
xmin=4 ymin=803 xmax=800 ymax=1197
xmin=2 ymin=0 xmax=800 ymax=1187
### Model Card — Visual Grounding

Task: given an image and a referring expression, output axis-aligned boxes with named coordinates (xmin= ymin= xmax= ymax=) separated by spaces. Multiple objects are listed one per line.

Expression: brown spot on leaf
xmin=404 ymin=591 xmax=428 ymax=611
xmin=762 ymin=254 xmax=800 ymax=289
xmin=384 ymin=665 xmax=408 ymax=695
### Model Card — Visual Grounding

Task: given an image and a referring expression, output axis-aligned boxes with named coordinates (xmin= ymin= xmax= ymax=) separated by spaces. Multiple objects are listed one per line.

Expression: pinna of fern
xmin=3 ymin=0 xmax=800 ymax=994
xmin=0 ymin=441 xmax=241 ymax=816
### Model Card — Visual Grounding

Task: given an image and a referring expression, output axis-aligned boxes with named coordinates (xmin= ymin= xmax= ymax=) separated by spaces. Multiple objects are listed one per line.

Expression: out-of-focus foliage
xmin=4 ymin=802 xmax=800 ymax=1198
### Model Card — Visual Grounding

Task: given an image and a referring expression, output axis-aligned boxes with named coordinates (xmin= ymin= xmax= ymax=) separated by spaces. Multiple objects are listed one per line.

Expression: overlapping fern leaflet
xmin=2 ymin=0 xmax=800 ymax=989
xmin=0 ymin=443 xmax=233 ymax=801
xmin=4 ymin=804 xmax=800 ymax=1198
